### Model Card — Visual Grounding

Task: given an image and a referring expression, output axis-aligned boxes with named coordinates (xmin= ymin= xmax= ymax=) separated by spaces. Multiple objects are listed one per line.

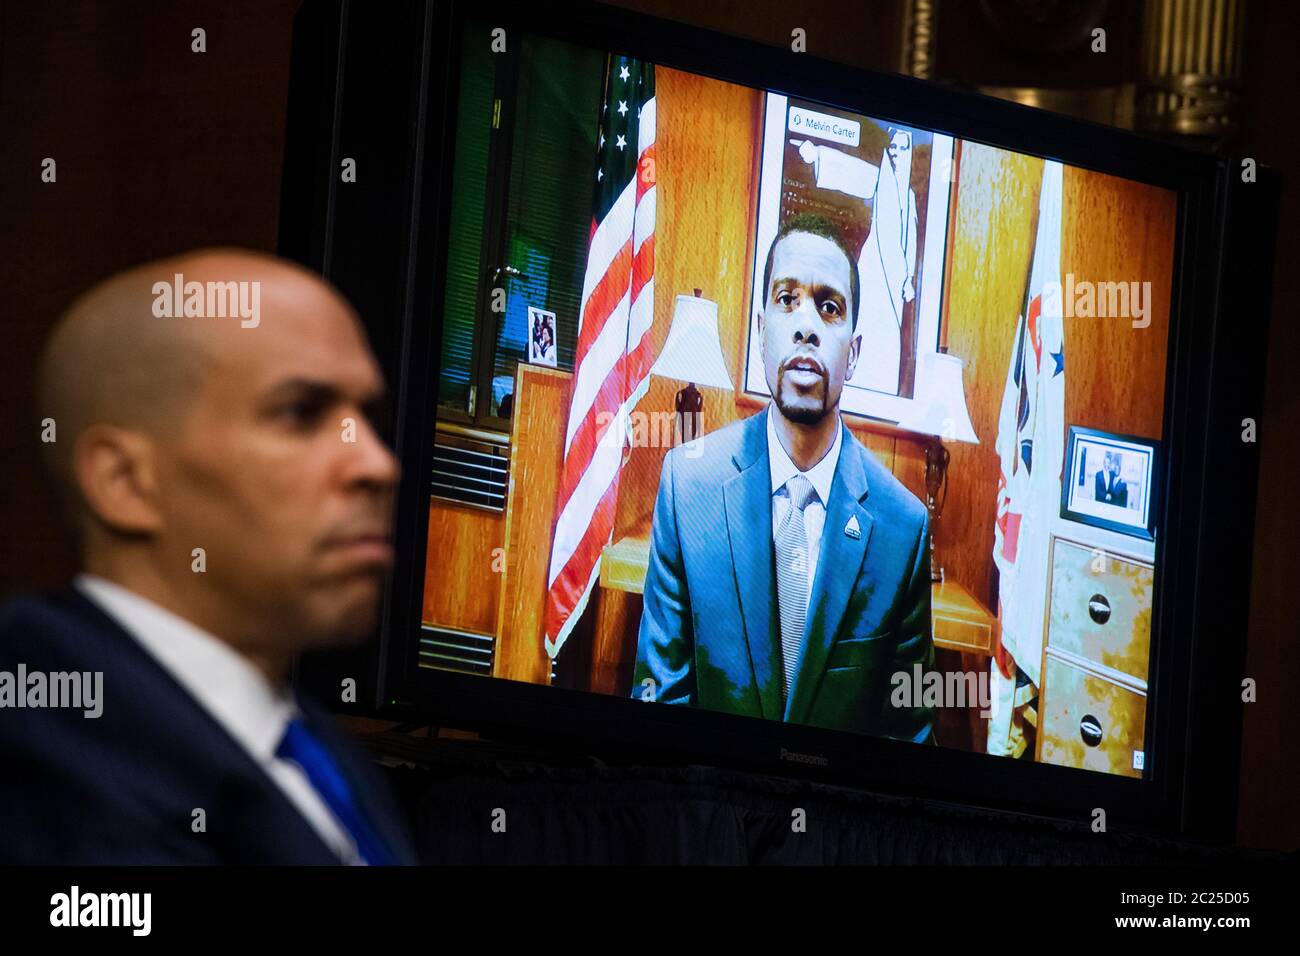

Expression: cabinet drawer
xmin=1048 ymin=538 xmax=1153 ymax=683
xmin=1039 ymin=654 xmax=1147 ymax=778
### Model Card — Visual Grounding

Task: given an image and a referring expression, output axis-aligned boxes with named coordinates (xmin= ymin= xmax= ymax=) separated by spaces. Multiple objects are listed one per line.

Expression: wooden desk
xmin=599 ymin=535 xmax=652 ymax=593
xmin=930 ymin=579 xmax=997 ymax=656
xmin=600 ymin=536 xmax=997 ymax=656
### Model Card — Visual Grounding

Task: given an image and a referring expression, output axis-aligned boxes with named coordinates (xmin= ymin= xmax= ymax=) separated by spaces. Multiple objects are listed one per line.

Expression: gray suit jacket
xmin=632 ymin=405 xmax=935 ymax=743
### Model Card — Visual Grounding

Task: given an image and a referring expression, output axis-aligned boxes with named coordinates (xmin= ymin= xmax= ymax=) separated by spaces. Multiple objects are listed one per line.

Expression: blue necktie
xmin=275 ymin=717 xmax=395 ymax=866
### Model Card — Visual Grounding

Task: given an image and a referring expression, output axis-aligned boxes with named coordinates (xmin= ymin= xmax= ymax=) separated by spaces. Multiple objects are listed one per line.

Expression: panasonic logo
xmin=779 ymin=747 xmax=829 ymax=767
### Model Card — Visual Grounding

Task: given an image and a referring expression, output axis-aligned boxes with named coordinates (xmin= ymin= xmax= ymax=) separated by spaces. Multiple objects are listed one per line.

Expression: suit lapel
xmin=785 ymin=424 xmax=876 ymax=725
xmin=723 ymin=409 xmax=782 ymax=721
xmin=57 ymin=588 xmax=345 ymax=864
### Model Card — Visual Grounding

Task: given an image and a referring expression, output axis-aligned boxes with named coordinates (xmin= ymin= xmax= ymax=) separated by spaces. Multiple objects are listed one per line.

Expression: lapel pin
xmin=844 ymin=515 xmax=861 ymax=540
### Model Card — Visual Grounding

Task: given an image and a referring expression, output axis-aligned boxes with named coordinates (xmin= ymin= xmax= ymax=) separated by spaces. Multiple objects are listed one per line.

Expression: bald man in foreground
xmin=0 ymin=250 xmax=416 ymax=864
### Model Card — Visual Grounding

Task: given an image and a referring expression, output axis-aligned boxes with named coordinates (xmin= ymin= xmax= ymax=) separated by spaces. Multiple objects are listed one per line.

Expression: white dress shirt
xmin=767 ymin=405 xmax=843 ymax=595
xmin=73 ymin=574 xmax=361 ymax=865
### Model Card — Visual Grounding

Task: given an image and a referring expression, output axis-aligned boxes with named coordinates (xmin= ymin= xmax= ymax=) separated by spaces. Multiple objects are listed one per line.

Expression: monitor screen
xmin=420 ymin=18 xmax=1175 ymax=781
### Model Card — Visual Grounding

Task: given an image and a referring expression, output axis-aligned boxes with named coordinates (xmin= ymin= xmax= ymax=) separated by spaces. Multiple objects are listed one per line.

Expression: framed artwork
xmin=1061 ymin=426 xmax=1159 ymax=541
xmin=743 ymin=92 xmax=955 ymax=423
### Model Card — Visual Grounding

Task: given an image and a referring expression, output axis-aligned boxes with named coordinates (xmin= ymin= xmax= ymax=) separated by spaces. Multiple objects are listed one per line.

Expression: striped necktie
xmin=775 ymin=474 xmax=817 ymax=707
xmin=275 ymin=717 xmax=395 ymax=866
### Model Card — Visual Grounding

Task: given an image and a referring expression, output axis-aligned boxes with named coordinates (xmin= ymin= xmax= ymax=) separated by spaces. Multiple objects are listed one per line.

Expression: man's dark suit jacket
xmin=633 ymin=406 xmax=935 ymax=743
xmin=0 ymin=588 xmax=415 ymax=865
xmin=1094 ymin=470 xmax=1129 ymax=507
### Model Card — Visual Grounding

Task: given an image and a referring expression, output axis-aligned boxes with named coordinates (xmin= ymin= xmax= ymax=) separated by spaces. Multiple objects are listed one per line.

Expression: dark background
xmin=3 ymin=0 xmax=1295 ymax=850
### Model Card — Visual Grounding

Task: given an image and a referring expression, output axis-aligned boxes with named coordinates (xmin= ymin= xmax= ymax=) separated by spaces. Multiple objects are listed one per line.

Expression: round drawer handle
xmin=1080 ymin=714 xmax=1103 ymax=747
xmin=1087 ymin=593 xmax=1111 ymax=625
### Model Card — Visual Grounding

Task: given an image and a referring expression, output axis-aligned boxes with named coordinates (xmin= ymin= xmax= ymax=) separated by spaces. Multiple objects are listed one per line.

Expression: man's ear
xmin=844 ymin=332 xmax=862 ymax=382
xmin=756 ymin=308 xmax=765 ymax=355
xmin=73 ymin=425 xmax=166 ymax=535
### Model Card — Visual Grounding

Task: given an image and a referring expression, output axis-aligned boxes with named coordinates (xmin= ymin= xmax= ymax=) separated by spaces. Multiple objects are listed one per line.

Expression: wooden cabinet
xmin=1037 ymin=534 xmax=1154 ymax=779
xmin=1039 ymin=654 xmax=1148 ymax=778
xmin=1047 ymin=539 xmax=1153 ymax=680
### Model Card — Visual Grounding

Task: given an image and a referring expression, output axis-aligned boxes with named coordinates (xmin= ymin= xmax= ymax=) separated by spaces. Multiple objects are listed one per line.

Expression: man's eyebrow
xmin=812 ymin=283 xmax=848 ymax=304
xmin=261 ymin=378 xmax=387 ymax=405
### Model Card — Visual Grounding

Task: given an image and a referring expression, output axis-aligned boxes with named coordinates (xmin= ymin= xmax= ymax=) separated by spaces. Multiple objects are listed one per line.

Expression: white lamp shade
xmin=896 ymin=351 xmax=979 ymax=444
xmin=650 ymin=293 xmax=735 ymax=391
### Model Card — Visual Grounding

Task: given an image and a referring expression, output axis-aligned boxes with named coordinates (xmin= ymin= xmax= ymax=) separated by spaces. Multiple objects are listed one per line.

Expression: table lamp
xmin=895 ymin=348 xmax=979 ymax=582
xmin=650 ymin=289 xmax=734 ymax=444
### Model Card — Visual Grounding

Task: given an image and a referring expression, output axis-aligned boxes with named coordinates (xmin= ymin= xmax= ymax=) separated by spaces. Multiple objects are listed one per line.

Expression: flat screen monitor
xmin=423 ymin=17 xmax=1174 ymax=775
xmin=282 ymin=0 xmax=1277 ymax=837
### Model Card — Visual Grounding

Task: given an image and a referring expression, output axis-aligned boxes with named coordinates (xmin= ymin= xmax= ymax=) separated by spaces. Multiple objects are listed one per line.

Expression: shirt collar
xmin=73 ymin=574 xmax=296 ymax=760
xmin=766 ymin=403 xmax=842 ymax=506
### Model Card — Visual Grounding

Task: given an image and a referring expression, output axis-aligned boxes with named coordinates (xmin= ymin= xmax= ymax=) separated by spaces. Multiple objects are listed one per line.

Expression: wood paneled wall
xmin=421 ymin=502 xmax=503 ymax=635
xmin=0 ymin=0 xmax=302 ymax=598
xmin=1059 ymin=170 xmax=1175 ymax=441
xmin=941 ymin=144 xmax=1045 ymax=606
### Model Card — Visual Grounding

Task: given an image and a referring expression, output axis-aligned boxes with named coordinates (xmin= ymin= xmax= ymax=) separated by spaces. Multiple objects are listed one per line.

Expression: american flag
xmin=543 ymin=55 xmax=656 ymax=659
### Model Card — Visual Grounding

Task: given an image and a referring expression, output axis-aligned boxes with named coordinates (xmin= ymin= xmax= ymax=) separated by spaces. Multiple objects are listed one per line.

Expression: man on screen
xmin=632 ymin=214 xmax=935 ymax=742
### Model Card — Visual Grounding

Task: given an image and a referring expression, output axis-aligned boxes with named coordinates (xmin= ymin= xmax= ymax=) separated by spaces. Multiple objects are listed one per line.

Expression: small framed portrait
xmin=527 ymin=306 xmax=558 ymax=368
xmin=1060 ymin=426 xmax=1159 ymax=541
